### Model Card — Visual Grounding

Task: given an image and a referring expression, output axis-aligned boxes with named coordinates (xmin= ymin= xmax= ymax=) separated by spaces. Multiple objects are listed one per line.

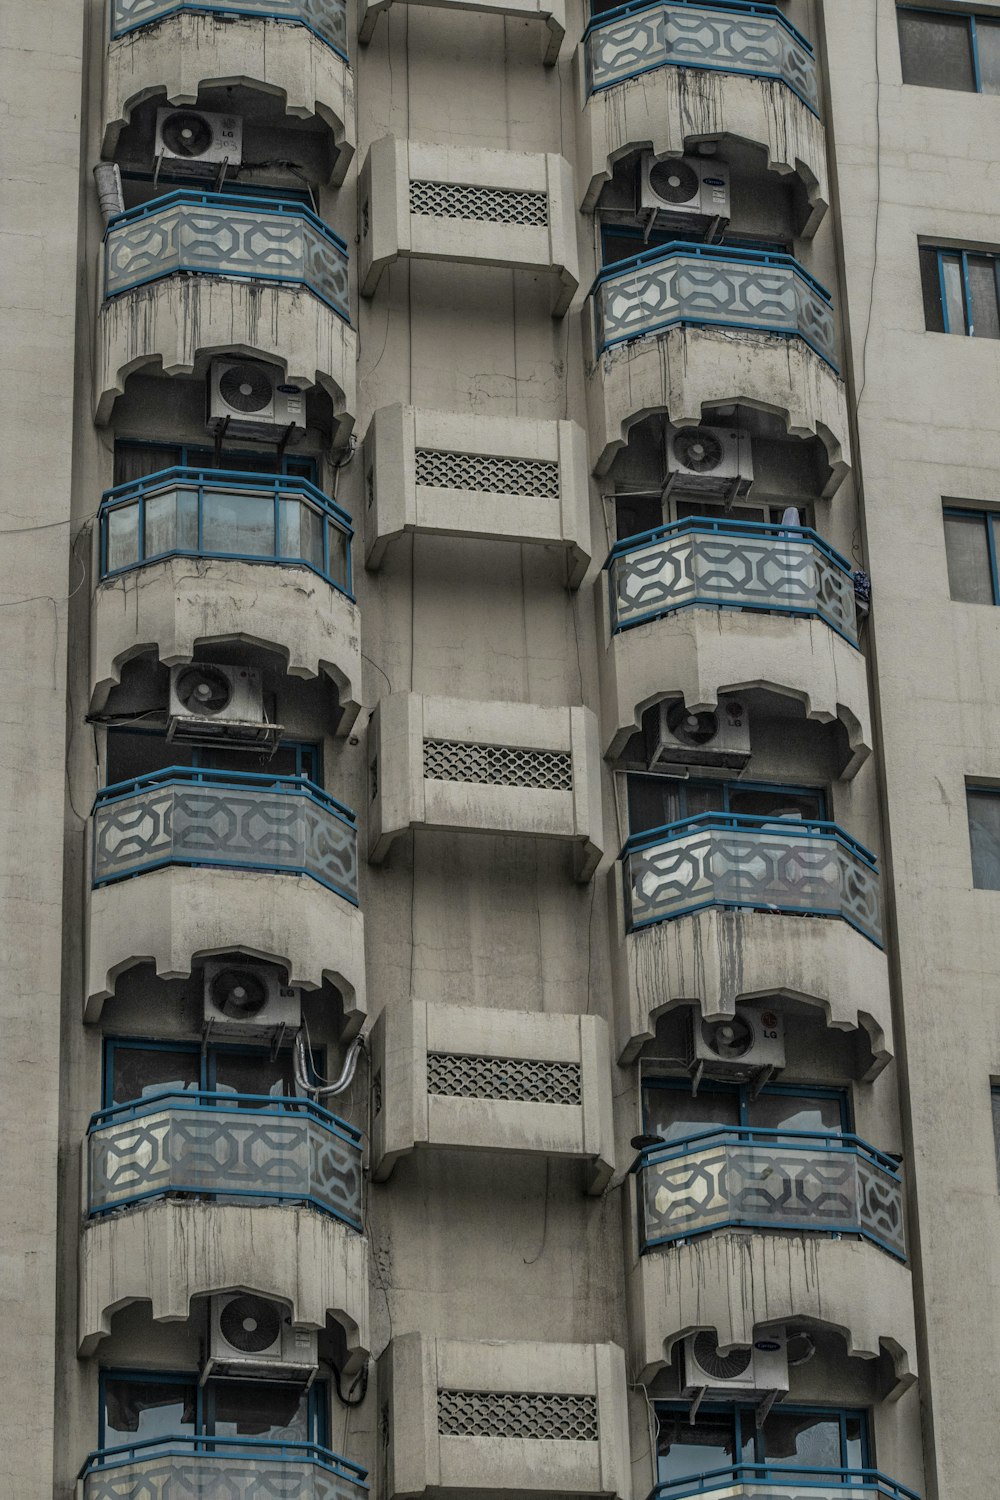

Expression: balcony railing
xmin=92 ymin=767 xmax=359 ymax=905
xmin=87 ymin=1090 xmax=362 ymax=1228
xmin=649 ymin=1467 xmax=919 ymax=1500
xmin=103 ymin=191 xmax=351 ymax=322
xmin=110 ymin=0 xmax=348 ymax=61
xmin=622 ymin=812 xmax=882 ymax=945
xmin=81 ymin=1435 xmax=368 ymax=1500
xmin=584 ymin=0 xmax=820 ymax=117
xmin=99 ymin=467 xmax=353 ymax=595
xmin=635 ymin=1127 xmax=905 ymax=1260
xmin=607 ymin=517 xmax=858 ymax=645
xmin=592 ymin=241 xmax=837 ymax=370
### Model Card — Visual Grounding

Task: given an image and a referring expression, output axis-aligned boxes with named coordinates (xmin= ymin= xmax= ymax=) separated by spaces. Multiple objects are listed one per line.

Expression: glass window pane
xmin=761 ymin=1410 xmax=843 ymax=1468
xmin=978 ymin=20 xmax=1000 ymax=93
xmin=210 ymin=1380 xmax=309 ymax=1442
xmin=944 ymin=512 xmax=994 ymax=604
xmin=103 ymin=1378 xmax=197 ymax=1447
xmin=145 ymin=490 xmax=179 ymax=558
xmin=202 ymin=490 xmax=274 ymax=557
xmin=898 ymin=11 xmax=975 ymax=90
xmin=748 ymin=1091 xmax=844 ymax=1135
xmin=919 ymin=247 xmax=946 ymax=333
xmin=327 ymin=521 xmax=349 ymax=590
xmin=278 ymin=498 xmax=324 ymax=571
xmin=992 ymin=1089 xmax=1000 ymax=1189
xmin=113 ymin=444 xmax=182 ymax=486
xmin=967 ymin=256 xmax=1000 ymax=339
xmin=106 ymin=504 xmax=139 ymax=572
xmin=212 ymin=1049 xmax=296 ymax=1099
xmin=844 ymin=1416 xmax=866 ymax=1471
xmin=110 ymin=1046 xmax=200 ymax=1106
xmin=941 ymin=255 xmax=967 ymax=334
xmin=106 ymin=727 xmax=193 ymax=784
xmin=643 ymin=1084 xmax=741 ymax=1142
xmin=727 ymin=787 xmax=824 ymax=821
xmin=657 ymin=1411 xmax=745 ymax=1483
xmin=968 ymin=789 xmax=1000 ymax=889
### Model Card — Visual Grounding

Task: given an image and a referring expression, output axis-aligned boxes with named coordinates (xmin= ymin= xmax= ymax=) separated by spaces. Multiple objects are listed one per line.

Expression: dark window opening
xmin=919 ymin=246 xmax=1000 ymax=336
xmin=898 ymin=7 xmax=1000 ymax=93
xmin=967 ymin=786 xmax=1000 ymax=889
xmin=625 ymin=776 xmax=825 ymax=840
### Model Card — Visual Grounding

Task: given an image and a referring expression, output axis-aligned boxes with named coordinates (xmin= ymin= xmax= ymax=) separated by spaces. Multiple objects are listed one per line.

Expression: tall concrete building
xmin=2 ymin=0 xmax=998 ymax=1496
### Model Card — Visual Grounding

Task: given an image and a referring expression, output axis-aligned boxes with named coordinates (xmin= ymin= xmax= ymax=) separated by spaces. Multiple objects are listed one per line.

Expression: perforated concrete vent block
xmin=359 ymin=0 xmax=566 ymax=63
xmin=380 ymin=1334 xmax=632 ymax=1498
xmin=368 ymin=693 xmax=603 ymax=879
xmin=363 ymin=405 xmax=591 ymax=583
xmin=369 ymin=1002 xmax=615 ymax=1191
xmin=358 ymin=136 xmax=579 ymax=314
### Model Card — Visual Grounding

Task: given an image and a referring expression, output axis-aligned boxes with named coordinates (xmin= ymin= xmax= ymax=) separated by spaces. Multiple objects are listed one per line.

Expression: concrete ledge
xmin=363 ymin=404 xmax=591 ymax=584
xmin=368 ymin=694 xmax=604 ymax=880
xmin=102 ymin=12 xmax=355 ymax=183
xmin=95 ymin=277 xmax=357 ymax=431
xmin=626 ymin=1228 xmax=916 ymax=1398
xmin=79 ymin=1200 xmax=369 ymax=1369
xmin=85 ymin=864 xmax=366 ymax=1027
xmin=360 ymin=0 xmax=566 ymax=63
xmin=587 ymin=324 xmax=850 ymax=494
xmin=370 ymin=1002 xmax=615 ymax=1192
xmin=381 ymin=1333 xmax=632 ymax=1498
xmin=608 ymin=889 xmax=892 ymax=1073
xmin=597 ymin=603 xmax=872 ymax=778
xmin=91 ymin=557 xmax=361 ymax=730
xmin=578 ymin=62 xmax=828 ymax=234
xmin=358 ymin=137 xmax=579 ymax=315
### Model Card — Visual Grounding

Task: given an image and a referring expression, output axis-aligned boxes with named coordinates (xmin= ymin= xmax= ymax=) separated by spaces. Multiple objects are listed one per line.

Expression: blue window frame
xmin=655 ymin=1401 xmax=870 ymax=1487
xmin=920 ymin=245 xmax=1000 ymax=337
xmin=99 ymin=1369 xmax=328 ymax=1453
xmin=967 ymin=785 xmax=1000 ymax=890
xmin=943 ymin=506 xmax=1000 ymax=604
xmin=101 ymin=1036 xmax=326 ymax=1111
xmin=120 ymin=169 xmax=315 ymax=208
xmin=600 ymin=223 xmax=790 ymax=270
xmin=642 ymin=1076 xmax=852 ymax=1142
xmin=114 ymin=439 xmax=318 ymax=486
xmin=105 ymin=727 xmax=322 ymax=789
xmin=898 ymin=7 xmax=1000 ymax=94
xmin=992 ymin=1086 xmax=1000 ymax=1189
xmin=626 ymin=776 xmax=827 ymax=839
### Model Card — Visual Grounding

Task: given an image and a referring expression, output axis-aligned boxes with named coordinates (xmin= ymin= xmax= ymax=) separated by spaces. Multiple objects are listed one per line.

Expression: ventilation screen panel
xmin=423 ymin=739 xmax=573 ymax=791
xmin=409 ymin=179 xmax=549 ymax=226
xmin=427 ymin=1052 xmax=582 ymax=1105
xmin=437 ymin=1389 xmax=599 ymax=1440
xmin=414 ymin=448 xmax=560 ymax=498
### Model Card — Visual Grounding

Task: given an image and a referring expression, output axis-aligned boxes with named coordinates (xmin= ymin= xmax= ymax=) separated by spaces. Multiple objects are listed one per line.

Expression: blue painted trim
xmin=612 ymin=594 xmax=861 ymax=649
xmin=633 ymin=1125 xmax=901 ymax=1176
xmin=81 ymin=1434 xmax=368 ymax=1487
xmin=590 ymin=238 xmax=832 ymax=301
xmin=88 ymin=1088 xmax=361 ymax=1140
xmin=106 ymin=189 xmax=348 ymax=252
xmin=94 ymin=765 xmax=355 ymax=825
xmin=87 ymin=1181 xmax=362 ymax=1229
xmin=588 ymin=53 xmax=819 ymax=119
xmin=620 ymin=810 xmax=877 ymax=868
xmin=626 ymin=891 xmax=884 ymax=948
xmin=110 ymin=2 xmax=350 ymax=66
xmin=600 ymin=311 xmax=838 ymax=372
xmin=584 ymin=0 xmax=813 ymax=54
xmin=91 ymin=853 xmax=359 ymax=905
xmin=605 ymin=515 xmax=851 ymax=574
xmin=648 ymin=1465 xmax=919 ymax=1500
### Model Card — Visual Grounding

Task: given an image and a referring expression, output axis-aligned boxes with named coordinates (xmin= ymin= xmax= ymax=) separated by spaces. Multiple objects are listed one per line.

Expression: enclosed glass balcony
xmin=649 ymin=1469 xmax=918 ymax=1500
xmin=88 ymin=1091 xmax=362 ymax=1227
xmin=81 ymin=1436 xmax=367 ymax=1500
xmin=635 ymin=1127 xmax=905 ymax=1260
xmin=622 ymin=812 xmax=882 ymax=945
xmin=584 ymin=0 xmax=819 ymax=116
xmin=103 ymin=191 xmax=350 ymax=321
xmin=99 ymin=467 xmax=353 ymax=595
xmin=91 ymin=767 xmax=359 ymax=905
xmin=110 ymin=0 xmax=348 ymax=58
xmin=607 ymin=517 xmax=858 ymax=645
xmin=592 ymin=242 xmax=837 ymax=370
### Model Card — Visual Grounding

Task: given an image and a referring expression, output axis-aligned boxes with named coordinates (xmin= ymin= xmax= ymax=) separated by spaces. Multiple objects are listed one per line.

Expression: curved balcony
xmin=81 ymin=1436 xmax=368 ymax=1500
xmin=88 ymin=1091 xmax=362 ymax=1226
xmin=111 ymin=0 xmax=347 ymax=53
xmin=579 ymin=2 xmax=827 ymax=229
xmin=96 ymin=192 xmax=356 ymax=426
xmin=92 ymin=467 xmax=360 ymax=724
xmin=360 ymin=0 xmax=565 ymax=63
xmin=635 ymin=1128 xmax=905 ymax=1259
xmin=649 ymin=1469 xmax=918 ymax=1500
xmin=86 ymin=769 xmax=365 ymax=1022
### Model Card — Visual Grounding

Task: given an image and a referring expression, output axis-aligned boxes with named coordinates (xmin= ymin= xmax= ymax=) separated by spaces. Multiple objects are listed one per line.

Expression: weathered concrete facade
xmin=0 ymin=2 xmax=991 ymax=1498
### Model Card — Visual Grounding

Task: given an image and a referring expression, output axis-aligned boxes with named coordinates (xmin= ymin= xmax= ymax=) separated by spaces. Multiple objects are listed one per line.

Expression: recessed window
xmin=656 ymin=1402 xmax=869 ymax=1483
xmin=943 ymin=507 xmax=1000 ymax=604
xmin=920 ymin=246 xmax=1000 ymax=336
xmin=898 ymin=8 xmax=1000 ymax=93
xmin=992 ymin=1086 xmax=1000 ymax=1187
xmin=967 ymin=787 xmax=1000 ymax=889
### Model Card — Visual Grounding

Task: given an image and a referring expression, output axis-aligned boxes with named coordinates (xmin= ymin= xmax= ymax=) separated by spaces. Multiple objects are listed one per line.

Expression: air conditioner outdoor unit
xmin=645 ymin=695 xmax=751 ymax=773
xmin=155 ymin=108 xmax=243 ymax=174
xmin=202 ymin=958 xmax=301 ymax=1037
xmin=639 ymin=153 xmax=730 ymax=230
xmin=207 ymin=359 xmax=307 ymax=442
xmin=167 ymin=663 xmax=281 ymax=750
xmin=665 ymin=423 xmax=754 ymax=501
xmin=683 ymin=1331 xmax=789 ymax=1398
xmin=207 ymin=1295 xmax=318 ymax=1382
xmin=686 ymin=1006 xmax=786 ymax=1078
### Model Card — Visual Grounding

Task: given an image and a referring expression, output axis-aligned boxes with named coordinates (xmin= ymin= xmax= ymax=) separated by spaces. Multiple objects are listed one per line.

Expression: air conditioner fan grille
xmin=161 ymin=110 xmax=215 ymax=160
xmin=649 ymin=159 xmax=701 ymax=205
xmin=692 ymin=1333 xmax=753 ymax=1382
xmin=219 ymin=364 xmax=275 ymax=414
xmin=219 ymin=1296 xmax=283 ymax=1354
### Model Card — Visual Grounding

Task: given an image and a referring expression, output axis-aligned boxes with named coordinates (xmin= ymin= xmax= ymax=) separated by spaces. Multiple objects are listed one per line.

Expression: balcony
xmin=96 ymin=192 xmax=356 ymax=426
xmin=360 ymin=0 xmax=565 ymax=62
xmin=648 ymin=1468 xmax=918 ymax=1500
xmin=81 ymin=1436 xmax=367 ymax=1500
xmin=86 ymin=768 xmax=365 ymax=1021
xmin=111 ymin=0 xmax=348 ymax=54
xmin=579 ymin=2 xmax=827 ymax=229
xmin=92 ymin=467 xmax=361 ymax=723
xmin=88 ymin=1091 xmax=362 ymax=1226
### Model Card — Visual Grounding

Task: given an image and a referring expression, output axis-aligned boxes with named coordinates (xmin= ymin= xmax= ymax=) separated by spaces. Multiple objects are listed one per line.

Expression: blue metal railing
xmin=110 ymin=0 xmax=349 ymax=61
xmin=633 ymin=1125 xmax=901 ymax=1176
xmin=648 ymin=1466 xmax=919 ymax=1500
xmin=92 ymin=767 xmax=359 ymax=904
xmin=99 ymin=466 xmax=353 ymax=596
xmin=606 ymin=515 xmax=850 ymax=573
xmin=103 ymin=190 xmax=351 ymax=322
xmin=80 ymin=1433 xmax=369 ymax=1487
xmin=89 ymin=1088 xmax=361 ymax=1135
xmin=591 ymin=239 xmax=831 ymax=300
xmin=584 ymin=0 xmax=813 ymax=53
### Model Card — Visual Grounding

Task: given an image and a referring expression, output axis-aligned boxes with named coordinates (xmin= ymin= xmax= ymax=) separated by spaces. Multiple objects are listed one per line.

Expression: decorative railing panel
xmin=636 ymin=1127 xmax=905 ymax=1260
xmin=99 ymin=467 xmax=353 ymax=594
xmin=592 ymin=242 xmax=837 ymax=370
xmin=584 ymin=0 xmax=819 ymax=116
xmin=607 ymin=518 xmax=858 ymax=644
xmin=92 ymin=768 xmax=359 ymax=904
xmin=88 ymin=1091 xmax=362 ymax=1227
xmin=82 ymin=1437 xmax=368 ymax=1500
xmin=649 ymin=1466 xmax=920 ymax=1500
xmin=622 ymin=813 xmax=881 ymax=945
xmin=110 ymin=0 xmax=348 ymax=59
xmin=104 ymin=192 xmax=351 ymax=322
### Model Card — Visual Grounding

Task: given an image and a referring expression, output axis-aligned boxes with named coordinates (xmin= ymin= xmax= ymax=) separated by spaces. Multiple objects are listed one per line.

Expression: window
xmin=968 ymin=787 xmax=1000 ymax=889
xmin=626 ymin=776 xmax=826 ymax=840
xmin=656 ymin=1403 xmax=869 ymax=1484
xmin=642 ymin=1078 xmax=852 ymax=1145
xmin=992 ymin=1086 xmax=1000 ymax=1188
xmin=920 ymin=246 xmax=1000 ymax=336
xmin=105 ymin=729 xmax=322 ymax=788
xmin=100 ymin=1370 xmax=326 ymax=1455
xmin=114 ymin=440 xmax=317 ymax=485
xmin=898 ymin=8 xmax=1000 ymax=93
xmin=943 ymin=507 xmax=1000 ymax=603
xmin=600 ymin=224 xmax=790 ymax=271
xmin=103 ymin=1037 xmax=310 ymax=1109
